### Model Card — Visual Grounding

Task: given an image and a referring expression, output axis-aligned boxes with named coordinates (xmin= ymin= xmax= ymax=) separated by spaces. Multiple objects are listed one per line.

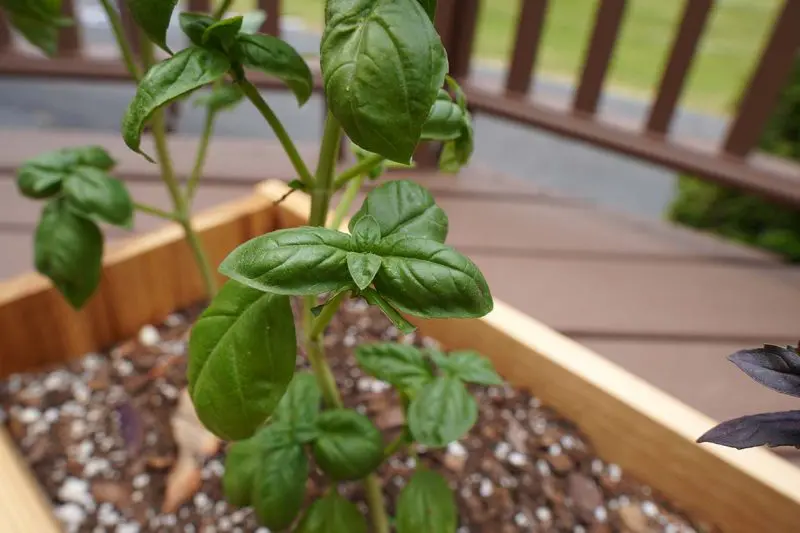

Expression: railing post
xmin=57 ymin=0 xmax=81 ymax=57
xmin=443 ymin=0 xmax=480 ymax=80
xmin=0 ymin=11 xmax=12 ymax=53
xmin=258 ymin=0 xmax=281 ymax=36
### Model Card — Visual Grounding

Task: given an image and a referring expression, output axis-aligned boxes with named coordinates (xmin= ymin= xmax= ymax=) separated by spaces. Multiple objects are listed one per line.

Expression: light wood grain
xmin=257 ymin=179 xmax=800 ymax=533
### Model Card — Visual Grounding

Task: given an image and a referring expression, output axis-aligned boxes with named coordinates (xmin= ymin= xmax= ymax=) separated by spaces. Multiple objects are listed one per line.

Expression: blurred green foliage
xmin=669 ymin=57 xmax=800 ymax=262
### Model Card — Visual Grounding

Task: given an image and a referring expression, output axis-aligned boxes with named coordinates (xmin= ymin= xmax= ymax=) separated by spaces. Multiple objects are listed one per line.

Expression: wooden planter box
xmin=0 ymin=181 xmax=798 ymax=532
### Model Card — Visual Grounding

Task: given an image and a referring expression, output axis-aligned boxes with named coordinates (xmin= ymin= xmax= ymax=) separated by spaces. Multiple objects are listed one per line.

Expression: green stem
xmin=329 ymin=173 xmax=364 ymax=230
xmin=303 ymin=296 xmax=343 ymax=408
xmin=332 ymin=153 xmax=384 ymax=190
xmin=186 ymin=110 xmax=215 ymax=202
xmin=310 ymin=112 xmax=342 ymax=226
xmin=213 ymin=0 xmax=235 ymax=19
xmin=140 ymin=36 xmax=218 ymax=298
xmin=98 ymin=0 xmax=141 ymax=81
xmin=134 ymin=202 xmax=180 ymax=221
xmin=383 ymin=431 xmax=407 ymax=459
xmin=310 ymin=291 xmax=349 ymax=339
xmin=364 ymin=476 xmax=390 ymax=533
xmin=237 ymin=77 xmax=315 ymax=187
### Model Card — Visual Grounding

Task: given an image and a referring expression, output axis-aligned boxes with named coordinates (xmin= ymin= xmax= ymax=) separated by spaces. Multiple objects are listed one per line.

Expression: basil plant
xmin=5 ymin=0 xmax=494 ymax=530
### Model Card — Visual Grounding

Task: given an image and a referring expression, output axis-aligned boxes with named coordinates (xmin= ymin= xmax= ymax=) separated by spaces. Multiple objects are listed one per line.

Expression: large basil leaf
xmin=63 ymin=167 xmax=134 ymax=228
xmin=1 ymin=0 xmax=66 ymax=56
xmin=408 ymin=377 xmax=477 ymax=447
xmin=396 ymin=470 xmax=457 ymax=533
xmin=188 ymin=280 xmax=297 ymax=441
xmin=252 ymin=443 xmax=309 ymax=529
xmin=219 ymin=227 xmax=353 ymax=296
xmin=296 ymin=493 xmax=368 ymax=533
xmin=1 ymin=0 xmax=62 ymax=22
xmin=355 ymin=343 xmax=433 ymax=392
xmin=697 ymin=411 xmax=800 ymax=450
xmin=236 ymin=33 xmax=314 ymax=106
xmin=728 ymin=345 xmax=800 ymax=398
xmin=274 ymin=372 xmax=322 ymax=442
xmin=17 ymin=166 xmax=64 ymax=199
xmin=372 ymin=234 xmax=492 ymax=318
xmin=313 ymin=409 xmax=384 ymax=480
xmin=24 ymin=145 xmax=116 ymax=172
xmin=421 ymin=90 xmax=466 ymax=141
xmin=122 ymin=48 xmax=230 ymax=161
xmin=416 ymin=0 xmax=437 ymax=21
xmin=361 ymin=288 xmax=417 ymax=335
xmin=124 ymin=0 xmax=179 ymax=52
xmin=430 ymin=350 xmax=502 ymax=386
xmin=350 ymin=180 xmax=448 ymax=243
xmin=34 ymin=199 xmax=103 ymax=309
xmin=179 ymin=12 xmax=215 ymax=47
xmin=321 ymin=0 xmax=448 ymax=163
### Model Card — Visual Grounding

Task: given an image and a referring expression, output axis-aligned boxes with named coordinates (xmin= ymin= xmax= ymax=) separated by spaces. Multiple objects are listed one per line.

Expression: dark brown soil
xmin=0 ymin=298 xmax=712 ymax=533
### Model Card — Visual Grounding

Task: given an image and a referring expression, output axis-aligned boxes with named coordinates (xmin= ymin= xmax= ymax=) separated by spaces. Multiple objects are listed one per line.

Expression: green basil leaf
xmin=203 ymin=16 xmax=243 ymax=50
xmin=361 ymin=289 xmax=417 ymax=335
xmin=445 ymin=75 xmax=467 ymax=111
xmin=430 ymin=350 xmax=502 ymax=386
xmin=17 ymin=166 xmax=64 ymax=199
xmin=7 ymin=13 xmax=59 ymax=56
xmin=313 ymin=409 xmax=384 ymax=480
xmin=372 ymin=234 xmax=492 ymax=318
xmin=439 ymin=118 xmax=474 ymax=174
xmin=62 ymin=167 xmax=134 ymax=228
xmin=421 ymin=90 xmax=465 ymax=141
xmin=240 ymin=10 xmax=267 ymax=34
xmin=1 ymin=0 xmax=62 ymax=23
xmin=122 ymin=47 xmax=230 ymax=161
xmin=236 ymin=33 xmax=314 ymax=106
xmin=351 ymin=215 xmax=381 ymax=250
xmin=416 ymin=0 xmax=437 ymax=21
xmin=346 ymin=253 xmax=381 ymax=291
xmin=34 ymin=199 xmax=103 ymax=309
xmin=408 ymin=377 xmax=477 ymax=447
xmin=274 ymin=372 xmax=322 ymax=430
xmin=321 ymin=0 xmax=448 ymax=163
xmin=188 ymin=280 xmax=297 ymax=441
xmin=194 ymin=83 xmax=245 ymax=112
xmin=396 ymin=470 xmax=457 ymax=533
xmin=296 ymin=493 xmax=368 ymax=533
xmin=179 ymin=12 xmax=215 ymax=47
xmin=219 ymin=227 xmax=353 ymax=296
xmin=350 ymin=180 xmax=448 ymax=243
xmin=253 ymin=443 xmax=309 ymax=530
xmin=222 ymin=423 xmax=292 ymax=507
xmin=355 ymin=343 xmax=433 ymax=391
xmin=124 ymin=0 xmax=179 ymax=53
xmin=24 ymin=145 xmax=116 ymax=172
xmin=351 ymin=143 xmax=386 ymax=180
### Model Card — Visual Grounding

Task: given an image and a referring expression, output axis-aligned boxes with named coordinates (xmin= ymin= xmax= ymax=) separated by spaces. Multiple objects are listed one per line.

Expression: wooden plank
xmin=506 ymin=0 xmax=549 ymax=95
xmin=573 ymin=0 xmax=627 ymax=115
xmin=0 ymin=193 xmax=276 ymax=377
xmin=723 ymin=0 xmax=800 ymax=157
xmin=259 ymin=179 xmax=800 ymax=532
xmin=646 ymin=0 xmax=713 ymax=135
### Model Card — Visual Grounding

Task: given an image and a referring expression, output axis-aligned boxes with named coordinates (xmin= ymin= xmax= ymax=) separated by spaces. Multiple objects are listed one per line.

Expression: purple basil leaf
xmin=116 ymin=401 xmax=144 ymax=456
xmin=697 ymin=410 xmax=800 ymax=450
xmin=729 ymin=345 xmax=800 ymax=398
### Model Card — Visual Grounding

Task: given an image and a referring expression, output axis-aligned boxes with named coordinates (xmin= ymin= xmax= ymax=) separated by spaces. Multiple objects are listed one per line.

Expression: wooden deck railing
xmin=1 ymin=0 xmax=800 ymax=207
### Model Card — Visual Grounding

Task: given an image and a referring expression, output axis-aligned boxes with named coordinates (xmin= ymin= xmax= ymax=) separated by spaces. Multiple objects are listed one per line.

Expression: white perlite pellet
xmin=138 ymin=325 xmax=161 ymax=346
xmin=642 ymin=500 xmax=659 ymax=517
xmin=508 ymin=451 xmax=527 ymax=466
xmin=494 ymin=442 xmax=511 ymax=461
xmin=535 ymin=507 xmax=552 ymax=522
xmin=58 ymin=478 xmax=94 ymax=510
xmin=55 ymin=503 xmax=86 ymax=532
xmin=479 ymin=478 xmax=494 ymax=498
xmin=447 ymin=441 xmax=467 ymax=458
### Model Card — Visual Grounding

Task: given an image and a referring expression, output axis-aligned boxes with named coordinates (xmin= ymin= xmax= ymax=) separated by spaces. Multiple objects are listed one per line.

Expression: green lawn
xmin=219 ymin=0 xmax=783 ymax=115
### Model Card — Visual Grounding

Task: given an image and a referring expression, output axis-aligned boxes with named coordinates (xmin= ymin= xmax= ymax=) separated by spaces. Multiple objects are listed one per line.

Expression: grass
xmin=218 ymin=0 xmax=783 ymax=115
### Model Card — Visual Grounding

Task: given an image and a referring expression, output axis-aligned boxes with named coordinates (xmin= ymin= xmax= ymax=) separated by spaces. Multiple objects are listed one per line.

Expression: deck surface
xmin=2 ymin=128 xmax=799 ymax=466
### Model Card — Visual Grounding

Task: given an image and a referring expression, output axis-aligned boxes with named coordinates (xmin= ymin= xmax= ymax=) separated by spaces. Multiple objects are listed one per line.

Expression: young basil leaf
xmin=179 ymin=12 xmax=215 ymax=47
xmin=274 ymin=372 xmax=323 ymax=430
xmin=430 ymin=350 xmax=502 ymax=386
xmin=296 ymin=493 xmax=368 ymax=533
xmin=697 ymin=411 xmax=800 ymax=449
xmin=188 ymin=280 xmax=297 ymax=441
xmin=34 ymin=199 xmax=104 ymax=309
xmin=240 ymin=10 xmax=267 ymax=34
xmin=203 ymin=16 xmax=243 ymax=51
xmin=321 ymin=0 xmax=448 ymax=163
xmin=62 ymin=167 xmax=134 ymax=228
xmin=372 ymin=234 xmax=493 ymax=318
xmin=421 ymin=90 xmax=466 ymax=142
xmin=252 ymin=443 xmax=309 ymax=530
xmin=439 ymin=118 xmax=474 ymax=174
xmin=361 ymin=289 xmax=417 ymax=335
xmin=17 ymin=166 xmax=64 ymax=199
xmin=351 ymin=215 xmax=381 ymax=251
xmin=416 ymin=0 xmax=438 ymax=21
xmin=728 ymin=345 xmax=800 ymax=398
xmin=313 ymin=409 xmax=384 ymax=480
xmin=346 ymin=253 xmax=382 ymax=291
xmin=24 ymin=145 xmax=116 ymax=172
xmin=124 ymin=0 xmax=179 ymax=53
xmin=408 ymin=377 xmax=478 ymax=447
xmin=194 ymin=83 xmax=245 ymax=112
xmin=350 ymin=180 xmax=448 ymax=243
xmin=355 ymin=343 xmax=433 ymax=392
xmin=396 ymin=470 xmax=457 ymax=533
xmin=235 ymin=33 xmax=314 ymax=106
xmin=219 ymin=227 xmax=353 ymax=296
xmin=122 ymin=47 xmax=230 ymax=161
xmin=445 ymin=75 xmax=467 ymax=111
